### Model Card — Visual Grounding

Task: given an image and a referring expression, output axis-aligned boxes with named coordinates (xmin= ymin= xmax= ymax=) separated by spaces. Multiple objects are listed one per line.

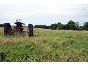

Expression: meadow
xmin=0 ymin=27 xmax=88 ymax=62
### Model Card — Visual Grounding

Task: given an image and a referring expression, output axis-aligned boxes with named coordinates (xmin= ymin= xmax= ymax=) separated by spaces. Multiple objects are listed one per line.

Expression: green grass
xmin=0 ymin=27 xmax=88 ymax=62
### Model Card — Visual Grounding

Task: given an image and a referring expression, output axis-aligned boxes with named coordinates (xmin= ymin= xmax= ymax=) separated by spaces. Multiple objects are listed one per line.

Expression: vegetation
xmin=34 ymin=25 xmax=50 ymax=29
xmin=34 ymin=20 xmax=88 ymax=30
xmin=83 ymin=22 xmax=88 ymax=30
xmin=50 ymin=24 xmax=57 ymax=30
xmin=0 ymin=24 xmax=4 ymax=27
xmin=0 ymin=27 xmax=88 ymax=62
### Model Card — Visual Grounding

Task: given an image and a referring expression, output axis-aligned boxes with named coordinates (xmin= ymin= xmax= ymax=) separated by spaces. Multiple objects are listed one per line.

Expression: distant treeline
xmin=0 ymin=24 xmax=4 ymax=27
xmin=1 ymin=20 xmax=88 ymax=30
xmin=34 ymin=20 xmax=88 ymax=30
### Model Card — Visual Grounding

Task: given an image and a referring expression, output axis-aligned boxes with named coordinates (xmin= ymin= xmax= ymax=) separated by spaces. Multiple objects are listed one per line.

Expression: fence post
xmin=14 ymin=22 xmax=24 ymax=36
xmin=4 ymin=23 xmax=12 ymax=36
xmin=28 ymin=24 xmax=33 ymax=37
xmin=0 ymin=52 xmax=6 ymax=62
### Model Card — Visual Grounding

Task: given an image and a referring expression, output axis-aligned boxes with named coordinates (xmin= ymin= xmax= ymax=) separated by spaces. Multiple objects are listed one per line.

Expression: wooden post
xmin=0 ymin=52 xmax=6 ymax=62
xmin=28 ymin=24 xmax=33 ymax=37
xmin=14 ymin=22 xmax=24 ymax=36
xmin=4 ymin=23 xmax=12 ymax=35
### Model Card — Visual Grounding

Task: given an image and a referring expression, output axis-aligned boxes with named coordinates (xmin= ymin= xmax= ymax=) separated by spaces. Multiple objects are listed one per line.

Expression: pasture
xmin=0 ymin=27 xmax=88 ymax=62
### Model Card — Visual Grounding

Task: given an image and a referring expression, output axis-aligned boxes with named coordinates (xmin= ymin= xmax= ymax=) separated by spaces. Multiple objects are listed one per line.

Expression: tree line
xmin=34 ymin=20 xmax=88 ymax=30
xmin=0 ymin=20 xmax=88 ymax=30
xmin=0 ymin=24 xmax=4 ymax=27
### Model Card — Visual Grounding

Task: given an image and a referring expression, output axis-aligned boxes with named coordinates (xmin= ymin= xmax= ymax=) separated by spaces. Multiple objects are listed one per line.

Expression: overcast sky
xmin=0 ymin=0 xmax=88 ymax=26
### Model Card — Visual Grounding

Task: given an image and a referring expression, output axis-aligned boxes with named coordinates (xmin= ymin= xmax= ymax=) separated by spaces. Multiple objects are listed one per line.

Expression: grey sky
xmin=0 ymin=3 xmax=88 ymax=25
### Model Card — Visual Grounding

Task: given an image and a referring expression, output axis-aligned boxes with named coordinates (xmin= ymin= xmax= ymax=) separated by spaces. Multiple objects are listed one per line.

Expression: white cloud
xmin=0 ymin=0 xmax=88 ymax=25
xmin=0 ymin=4 xmax=88 ymax=17
xmin=0 ymin=0 xmax=88 ymax=4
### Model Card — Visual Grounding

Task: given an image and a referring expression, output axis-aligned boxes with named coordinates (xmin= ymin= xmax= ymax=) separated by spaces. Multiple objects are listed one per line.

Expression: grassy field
xmin=0 ymin=27 xmax=88 ymax=62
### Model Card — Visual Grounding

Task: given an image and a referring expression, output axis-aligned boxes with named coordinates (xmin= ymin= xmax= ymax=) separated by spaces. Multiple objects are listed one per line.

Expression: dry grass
xmin=0 ymin=27 xmax=88 ymax=62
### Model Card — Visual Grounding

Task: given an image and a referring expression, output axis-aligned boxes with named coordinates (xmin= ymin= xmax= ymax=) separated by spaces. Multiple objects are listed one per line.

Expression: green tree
xmin=50 ymin=23 xmax=57 ymax=30
xmin=75 ymin=22 xmax=80 ymax=30
xmin=66 ymin=20 xmax=79 ymax=30
xmin=34 ymin=25 xmax=50 ymax=29
xmin=57 ymin=22 xmax=63 ymax=30
xmin=0 ymin=24 xmax=4 ymax=27
xmin=83 ymin=22 xmax=88 ymax=30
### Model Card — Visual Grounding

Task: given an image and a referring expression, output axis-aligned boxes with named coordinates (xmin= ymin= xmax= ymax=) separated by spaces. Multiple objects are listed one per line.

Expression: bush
xmin=34 ymin=25 xmax=50 ymax=29
xmin=50 ymin=24 xmax=57 ymax=30
xmin=83 ymin=22 xmax=88 ymax=30
xmin=0 ymin=24 xmax=4 ymax=27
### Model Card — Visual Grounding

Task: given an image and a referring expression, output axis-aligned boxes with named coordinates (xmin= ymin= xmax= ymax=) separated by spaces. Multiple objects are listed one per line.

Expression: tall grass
xmin=0 ymin=27 xmax=88 ymax=62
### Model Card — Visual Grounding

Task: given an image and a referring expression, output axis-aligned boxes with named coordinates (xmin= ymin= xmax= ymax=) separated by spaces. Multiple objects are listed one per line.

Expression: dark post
xmin=28 ymin=24 xmax=33 ymax=37
xmin=14 ymin=22 xmax=24 ymax=35
xmin=4 ymin=23 xmax=12 ymax=35
xmin=0 ymin=52 xmax=6 ymax=62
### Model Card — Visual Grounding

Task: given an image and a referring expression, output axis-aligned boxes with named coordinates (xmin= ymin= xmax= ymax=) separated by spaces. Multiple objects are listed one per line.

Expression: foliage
xmin=56 ymin=22 xmax=63 ymax=30
xmin=66 ymin=20 xmax=80 ymax=30
xmin=34 ymin=20 xmax=84 ymax=30
xmin=34 ymin=25 xmax=50 ymax=29
xmin=50 ymin=24 xmax=57 ymax=30
xmin=83 ymin=22 xmax=88 ymax=30
xmin=0 ymin=24 xmax=4 ymax=27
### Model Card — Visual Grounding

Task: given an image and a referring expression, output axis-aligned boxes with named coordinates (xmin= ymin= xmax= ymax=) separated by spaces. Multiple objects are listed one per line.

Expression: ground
xmin=0 ymin=27 xmax=88 ymax=62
